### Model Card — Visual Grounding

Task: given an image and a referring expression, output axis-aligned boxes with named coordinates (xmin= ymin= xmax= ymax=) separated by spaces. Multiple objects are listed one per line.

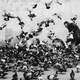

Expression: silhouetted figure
xmin=64 ymin=21 xmax=80 ymax=45
xmin=70 ymin=70 xmax=75 ymax=80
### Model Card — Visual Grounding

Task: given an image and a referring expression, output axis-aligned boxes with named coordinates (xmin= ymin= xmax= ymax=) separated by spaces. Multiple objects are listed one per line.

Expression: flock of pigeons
xmin=0 ymin=0 xmax=78 ymax=45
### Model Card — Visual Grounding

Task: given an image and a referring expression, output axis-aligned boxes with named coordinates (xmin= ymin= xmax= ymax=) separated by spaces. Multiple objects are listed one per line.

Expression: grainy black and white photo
xmin=0 ymin=0 xmax=80 ymax=80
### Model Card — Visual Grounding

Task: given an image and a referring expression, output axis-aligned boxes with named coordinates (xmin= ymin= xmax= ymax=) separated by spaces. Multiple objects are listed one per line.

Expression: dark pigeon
xmin=28 ymin=10 xmax=36 ymax=21
xmin=37 ymin=27 xmax=43 ymax=32
xmin=33 ymin=4 xmax=37 ymax=9
xmin=16 ymin=16 xmax=25 ymax=29
xmin=54 ymin=13 xmax=62 ymax=20
xmin=45 ymin=3 xmax=51 ymax=9
xmin=0 ymin=23 xmax=6 ymax=30
xmin=3 ymin=12 xmax=15 ymax=21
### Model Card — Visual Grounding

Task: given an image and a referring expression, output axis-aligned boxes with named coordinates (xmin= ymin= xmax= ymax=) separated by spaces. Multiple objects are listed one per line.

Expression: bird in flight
xmin=16 ymin=16 xmax=25 ymax=29
xmin=27 ymin=10 xmax=36 ymax=21
xmin=32 ymin=4 xmax=37 ymax=9
xmin=5 ymin=37 xmax=13 ymax=45
xmin=0 ymin=23 xmax=7 ymax=30
xmin=56 ymin=0 xmax=62 ymax=5
xmin=53 ymin=13 xmax=62 ymax=20
xmin=3 ymin=12 xmax=15 ymax=21
xmin=45 ymin=0 xmax=53 ymax=9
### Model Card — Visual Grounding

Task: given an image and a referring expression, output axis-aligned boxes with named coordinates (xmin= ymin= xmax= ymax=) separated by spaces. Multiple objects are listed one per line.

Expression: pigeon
xmin=3 ymin=13 xmax=15 ymax=21
xmin=45 ymin=3 xmax=51 ymax=9
xmin=28 ymin=33 xmax=33 ymax=38
xmin=37 ymin=27 xmax=43 ymax=32
xmin=0 ymin=23 xmax=7 ymax=30
xmin=28 ymin=10 xmax=36 ymax=21
xmin=16 ymin=16 xmax=25 ymax=29
xmin=33 ymin=4 xmax=37 ymax=9
xmin=5 ymin=37 xmax=13 ymax=45
xmin=45 ymin=0 xmax=53 ymax=9
xmin=54 ymin=13 xmax=62 ymax=20
xmin=56 ymin=0 xmax=62 ymax=5
xmin=71 ymin=16 xmax=77 ymax=23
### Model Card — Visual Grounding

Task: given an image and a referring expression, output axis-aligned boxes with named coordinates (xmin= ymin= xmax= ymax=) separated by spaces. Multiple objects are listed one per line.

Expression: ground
xmin=0 ymin=68 xmax=80 ymax=80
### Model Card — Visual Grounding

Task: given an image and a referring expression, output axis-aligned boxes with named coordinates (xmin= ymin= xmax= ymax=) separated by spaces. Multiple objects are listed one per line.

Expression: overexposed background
xmin=0 ymin=0 xmax=80 ymax=46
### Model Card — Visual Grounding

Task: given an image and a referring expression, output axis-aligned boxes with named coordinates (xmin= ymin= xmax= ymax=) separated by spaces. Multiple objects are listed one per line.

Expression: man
xmin=64 ymin=21 xmax=80 ymax=45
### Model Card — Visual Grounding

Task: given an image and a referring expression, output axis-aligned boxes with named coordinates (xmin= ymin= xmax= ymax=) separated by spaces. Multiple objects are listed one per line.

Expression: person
xmin=70 ymin=70 xmax=75 ymax=80
xmin=64 ymin=21 xmax=80 ymax=45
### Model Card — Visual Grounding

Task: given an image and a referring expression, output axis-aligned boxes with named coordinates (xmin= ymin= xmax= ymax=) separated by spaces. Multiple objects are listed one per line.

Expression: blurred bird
xmin=5 ymin=37 xmax=13 ymax=45
xmin=56 ymin=0 xmax=62 ymax=5
xmin=71 ymin=16 xmax=77 ymax=23
xmin=33 ymin=4 xmax=37 ymax=9
xmin=54 ymin=13 xmax=62 ymax=20
xmin=28 ymin=10 xmax=36 ymax=21
xmin=45 ymin=0 xmax=53 ymax=9
xmin=3 ymin=12 xmax=15 ymax=21
xmin=16 ymin=16 xmax=25 ymax=29
xmin=0 ymin=23 xmax=7 ymax=30
xmin=37 ymin=27 xmax=43 ymax=32
xmin=45 ymin=3 xmax=51 ymax=9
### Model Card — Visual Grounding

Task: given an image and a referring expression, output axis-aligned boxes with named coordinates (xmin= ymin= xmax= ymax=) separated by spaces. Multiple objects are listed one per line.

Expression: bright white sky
xmin=0 ymin=0 xmax=80 ymax=45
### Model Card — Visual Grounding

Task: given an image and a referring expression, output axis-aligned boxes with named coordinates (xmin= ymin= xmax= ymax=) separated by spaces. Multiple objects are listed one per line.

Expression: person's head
xmin=64 ymin=21 xmax=69 ymax=28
